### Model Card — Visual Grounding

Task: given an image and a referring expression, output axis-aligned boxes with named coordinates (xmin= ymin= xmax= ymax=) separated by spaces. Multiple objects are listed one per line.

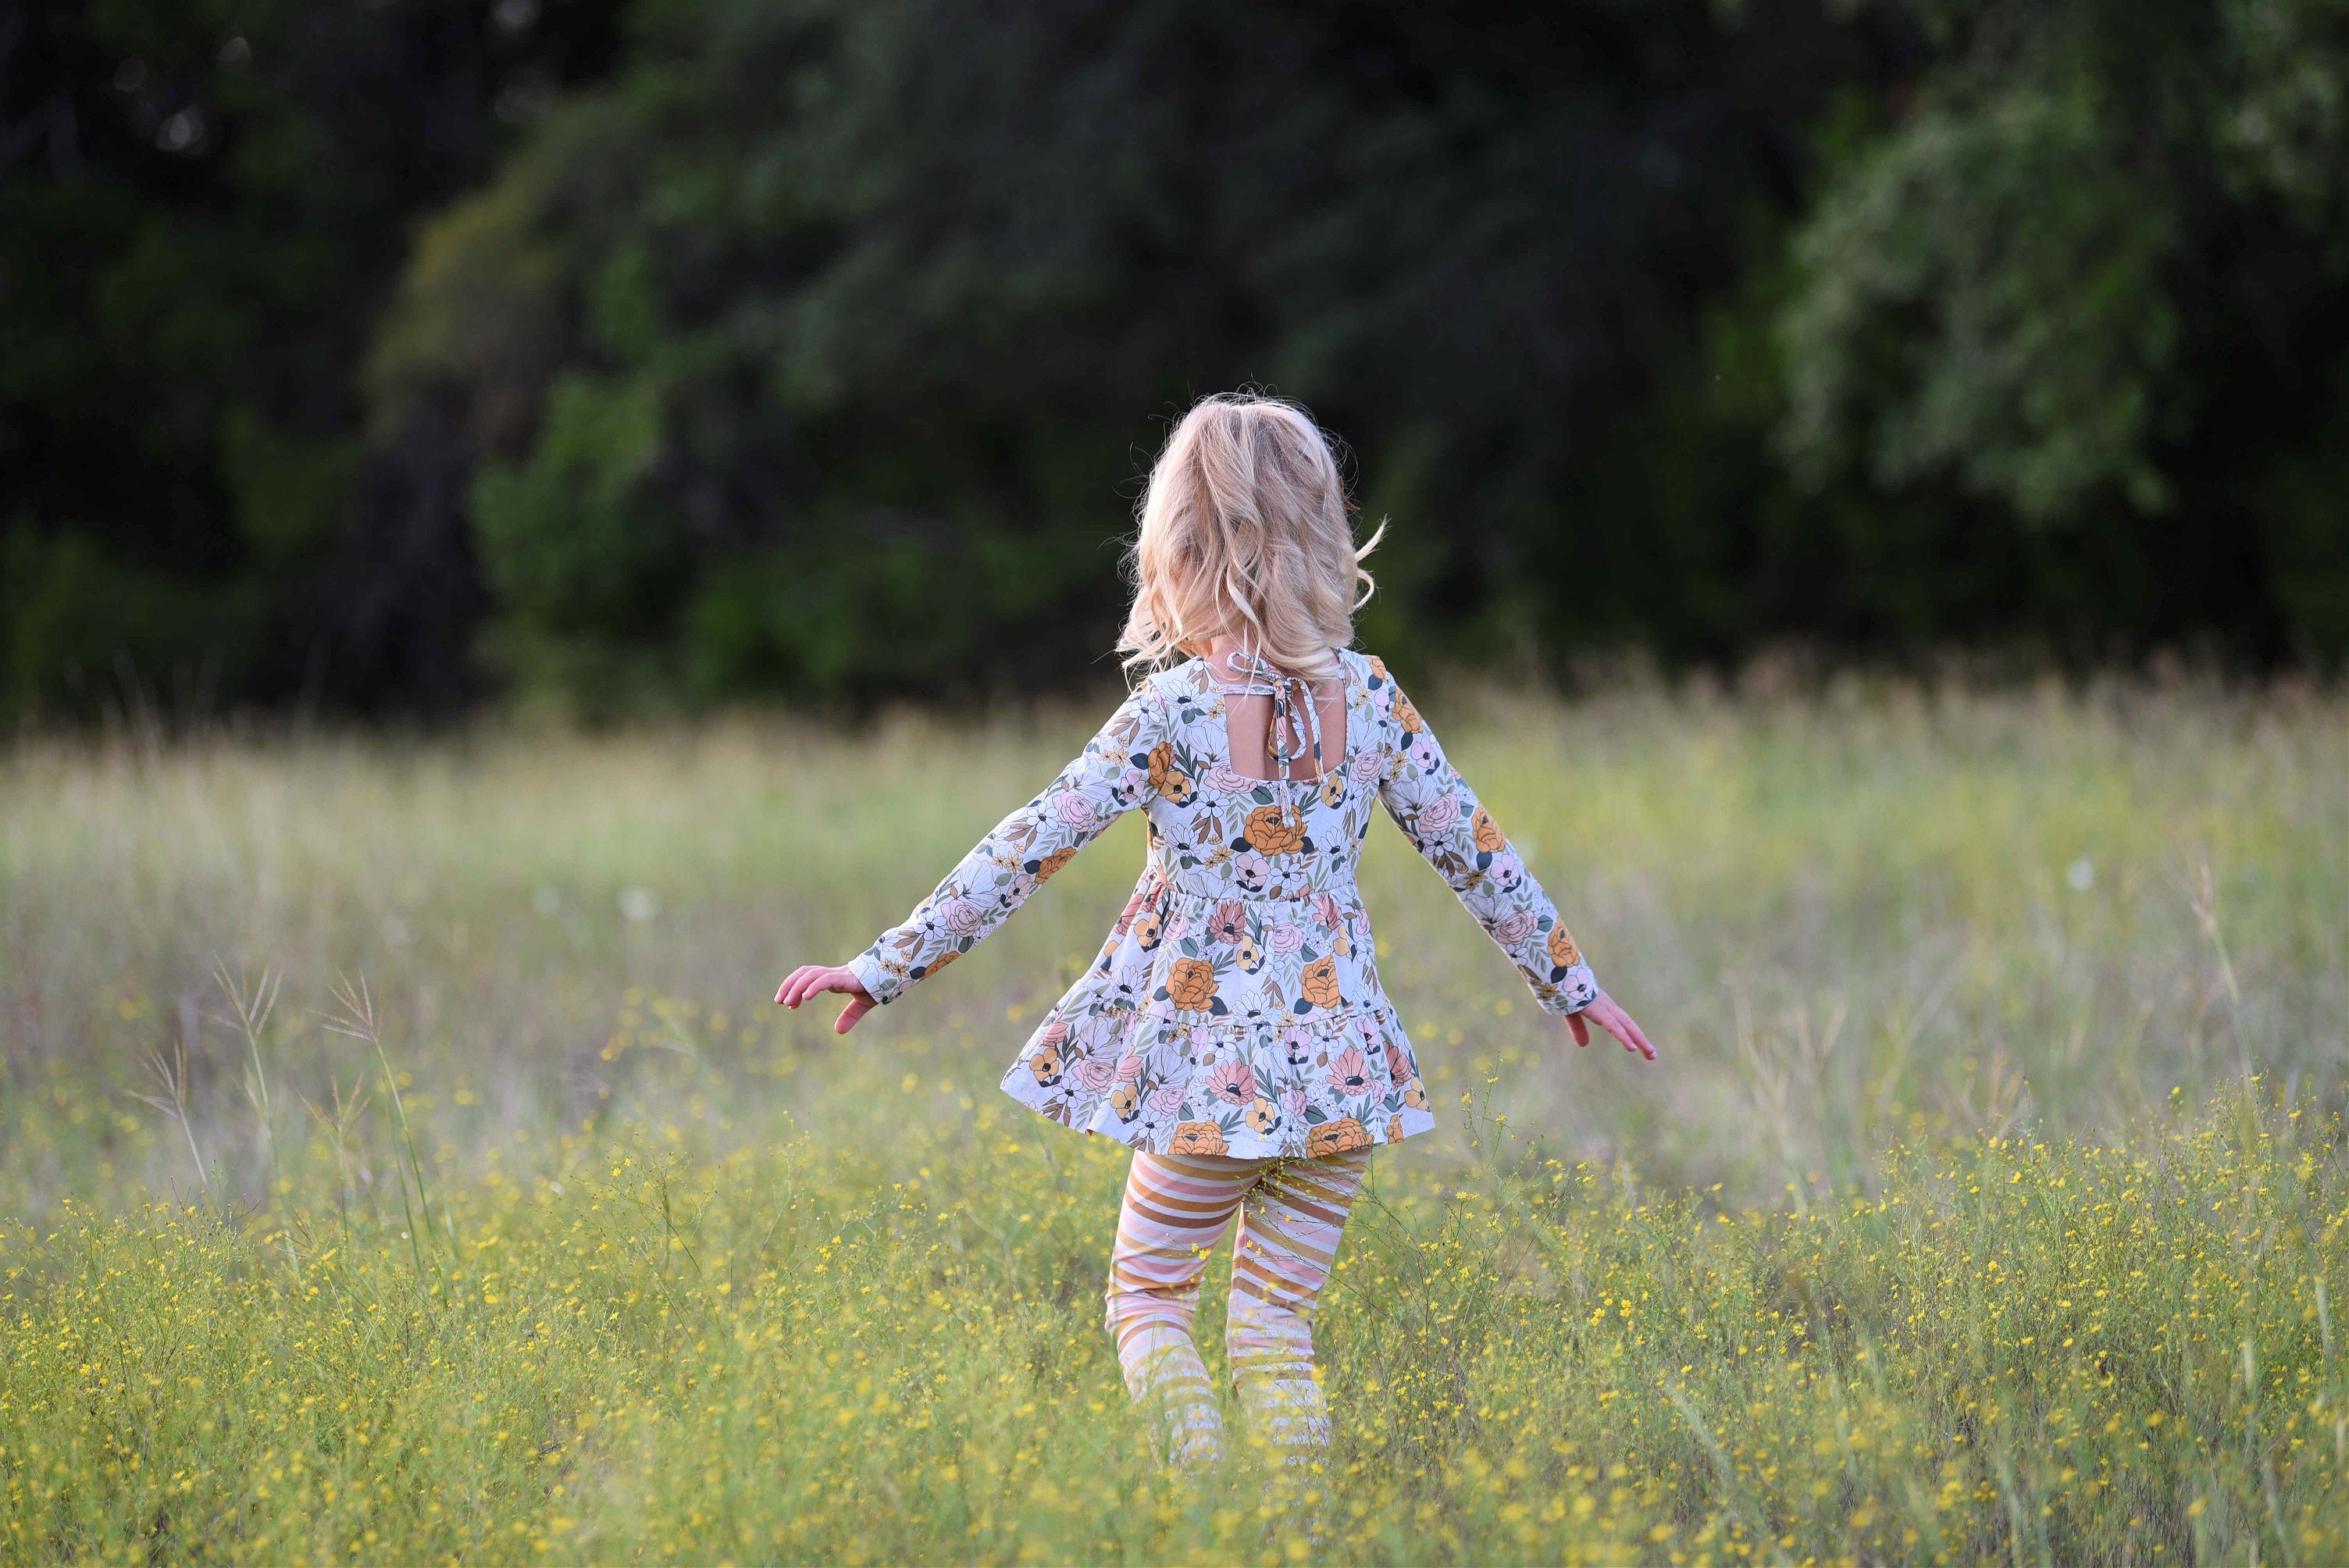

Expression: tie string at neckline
xmin=1214 ymin=648 xmax=1333 ymax=830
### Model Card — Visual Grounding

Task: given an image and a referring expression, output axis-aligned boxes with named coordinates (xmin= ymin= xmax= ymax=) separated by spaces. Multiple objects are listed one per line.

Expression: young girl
xmin=777 ymin=393 xmax=1656 ymax=1481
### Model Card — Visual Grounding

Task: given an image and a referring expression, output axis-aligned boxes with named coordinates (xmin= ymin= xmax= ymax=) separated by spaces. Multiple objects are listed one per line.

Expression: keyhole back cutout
xmin=1210 ymin=657 xmax=1349 ymax=783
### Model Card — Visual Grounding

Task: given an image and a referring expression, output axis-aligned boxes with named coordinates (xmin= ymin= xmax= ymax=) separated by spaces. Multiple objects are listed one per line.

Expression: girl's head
xmin=1117 ymin=393 xmax=1383 ymax=679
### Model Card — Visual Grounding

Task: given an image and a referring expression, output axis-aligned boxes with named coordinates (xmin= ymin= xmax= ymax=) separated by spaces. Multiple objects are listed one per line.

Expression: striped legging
xmin=1104 ymin=1146 xmax=1373 ymax=1472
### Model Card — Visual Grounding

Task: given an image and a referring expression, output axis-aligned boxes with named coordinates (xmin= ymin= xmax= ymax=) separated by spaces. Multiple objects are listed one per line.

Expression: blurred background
xmin=8 ymin=0 xmax=2349 ymax=724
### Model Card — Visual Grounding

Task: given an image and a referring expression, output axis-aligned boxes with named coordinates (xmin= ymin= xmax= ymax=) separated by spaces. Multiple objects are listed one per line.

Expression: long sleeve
xmin=843 ymin=682 xmax=1164 ymax=1007
xmin=1371 ymin=670 xmax=1599 ymax=1015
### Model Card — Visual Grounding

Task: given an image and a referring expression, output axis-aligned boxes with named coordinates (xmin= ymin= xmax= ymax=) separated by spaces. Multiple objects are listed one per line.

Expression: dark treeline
xmin=7 ymin=0 xmax=2349 ymax=721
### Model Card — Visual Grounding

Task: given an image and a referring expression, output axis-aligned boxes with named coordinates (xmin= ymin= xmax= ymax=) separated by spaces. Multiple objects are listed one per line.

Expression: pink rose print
xmin=1326 ymin=1046 xmax=1374 ymax=1096
xmin=1416 ymin=792 xmax=1461 ymax=834
xmin=1208 ymin=900 xmax=1249 ymax=946
xmin=1494 ymin=909 xmax=1537 ymax=946
xmin=1054 ymin=793 xmax=1100 ymax=832
xmin=1349 ymin=750 xmax=1385 ymax=785
xmin=1164 ymin=909 xmax=1192 ymax=943
xmin=1207 ymin=764 xmax=1251 ymax=796
xmin=1207 ymin=1058 xmax=1258 ymax=1107
xmin=1281 ymin=1088 xmax=1309 ymax=1118
xmin=1039 ymin=1018 xmax=1070 ymax=1052
xmin=1075 ymin=1057 xmax=1116 ymax=1090
xmin=1267 ymin=921 xmax=1305 ymax=957
xmin=1147 ymin=1083 xmax=1186 ymax=1117
xmin=940 ymin=899 xmax=985 ymax=936
xmin=1114 ymin=1053 xmax=1146 ymax=1083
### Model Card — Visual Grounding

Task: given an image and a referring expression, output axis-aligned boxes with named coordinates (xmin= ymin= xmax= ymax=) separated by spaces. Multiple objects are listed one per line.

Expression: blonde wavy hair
xmin=1117 ymin=393 xmax=1384 ymax=679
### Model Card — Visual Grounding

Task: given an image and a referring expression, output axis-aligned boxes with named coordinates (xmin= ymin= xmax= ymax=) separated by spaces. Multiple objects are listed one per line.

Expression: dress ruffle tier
xmin=844 ymin=649 xmax=1599 ymax=1158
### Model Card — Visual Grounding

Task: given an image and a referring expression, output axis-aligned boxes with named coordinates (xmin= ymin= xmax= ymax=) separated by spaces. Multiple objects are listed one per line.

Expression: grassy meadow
xmin=3 ymin=675 xmax=2347 ymax=1563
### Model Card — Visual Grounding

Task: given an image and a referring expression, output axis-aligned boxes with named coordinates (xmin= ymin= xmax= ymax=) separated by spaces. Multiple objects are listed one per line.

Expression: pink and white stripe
xmin=1104 ymin=1146 xmax=1373 ymax=1471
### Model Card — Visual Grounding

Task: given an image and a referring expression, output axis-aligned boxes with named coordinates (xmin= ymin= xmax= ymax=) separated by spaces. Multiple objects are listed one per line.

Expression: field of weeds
xmin=2 ymin=677 xmax=2346 ymax=1563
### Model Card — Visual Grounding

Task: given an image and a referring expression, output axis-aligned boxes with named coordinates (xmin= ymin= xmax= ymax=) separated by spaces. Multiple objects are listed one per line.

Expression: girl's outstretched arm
xmin=1373 ymin=673 xmax=1656 ymax=1061
xmin=777 ymin=682 xmax=1164 ymax=1035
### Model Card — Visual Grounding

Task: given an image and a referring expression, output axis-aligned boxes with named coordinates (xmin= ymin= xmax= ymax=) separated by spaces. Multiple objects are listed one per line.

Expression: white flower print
xmin=841 ymin=650 xmax=1599 ymax=1160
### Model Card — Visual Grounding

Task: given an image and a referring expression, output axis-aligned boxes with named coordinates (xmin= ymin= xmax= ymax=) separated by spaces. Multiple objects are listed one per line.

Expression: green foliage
xmin=16 ymin=0 xmax=2349 ymax=715
xmin=0 ymin=0 xmax=621 ymax=722
xmin=1780 ymin=88 xmax=2180 ymax=521
xmin=1774 ymin=0 xmax=2349 ymax=657
xmin=372 ymin=0 xmax=1882 ymax=710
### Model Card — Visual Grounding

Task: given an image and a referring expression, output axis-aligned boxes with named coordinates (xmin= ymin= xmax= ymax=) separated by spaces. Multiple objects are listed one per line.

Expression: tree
xmin=0 ymin=0 xmax=622 ymax=722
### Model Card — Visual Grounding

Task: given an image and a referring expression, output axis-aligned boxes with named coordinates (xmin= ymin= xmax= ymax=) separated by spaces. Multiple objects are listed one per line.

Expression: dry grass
xmin=2 ymin=677 xmax=2346 ymax=1561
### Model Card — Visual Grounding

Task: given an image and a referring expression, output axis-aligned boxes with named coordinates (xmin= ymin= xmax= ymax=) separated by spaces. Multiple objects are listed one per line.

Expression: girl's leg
xmin=1225 ymin=1146 xmax=1373 ymax=1467
xmin=1103 ymin=1150 xmax=1264 ymax=1470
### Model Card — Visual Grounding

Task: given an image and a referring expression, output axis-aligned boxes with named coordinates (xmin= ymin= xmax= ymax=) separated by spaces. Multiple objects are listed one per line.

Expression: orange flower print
xmin=1170 ymin=1121 xmax=1228 ymax=1156
xmin=1110 ymin=882 xmax=1151 ymax=937
xmin=1306 ymin=1117 xmax=1369 ymax=1156
xmin=1471 ymin=806 xmax=1506 ymax=854
xmin=1242 ymin=804 xmax=1306 ymax=856
xmin=1147 ymin=743 xmax=1196 ymax=805
xmin=1299 ymin=956 xmax=1342 ymax=1010
xmin=1166 ymin=957 xmax=1219 ymax=1011
xmin=839 ymin=654 xmax=1606 ymax=1157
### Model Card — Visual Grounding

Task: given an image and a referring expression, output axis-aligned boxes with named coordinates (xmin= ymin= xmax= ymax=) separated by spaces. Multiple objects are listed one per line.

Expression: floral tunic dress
xmin=843 ymin=650 xmax=1600 ymax=1160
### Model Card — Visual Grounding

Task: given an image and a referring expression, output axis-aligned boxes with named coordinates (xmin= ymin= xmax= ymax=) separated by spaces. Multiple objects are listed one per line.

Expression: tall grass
xmin=2 ymin=676 xmax=2345 ymax=1560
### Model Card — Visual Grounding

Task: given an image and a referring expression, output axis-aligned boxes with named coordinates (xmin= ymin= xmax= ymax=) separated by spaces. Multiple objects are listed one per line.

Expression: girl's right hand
xmin=775 ymin=965 xmax=875 ymax=1035
xmin=1564 ymin=987 xmax=1657 ymax=1060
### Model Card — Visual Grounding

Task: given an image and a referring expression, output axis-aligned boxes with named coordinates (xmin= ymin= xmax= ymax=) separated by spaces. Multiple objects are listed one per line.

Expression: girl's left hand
xmin=1565 ymin=988 xmax=1657 ymax=1060
xmin=775 ymin=964 xmax=875 ymax=1035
